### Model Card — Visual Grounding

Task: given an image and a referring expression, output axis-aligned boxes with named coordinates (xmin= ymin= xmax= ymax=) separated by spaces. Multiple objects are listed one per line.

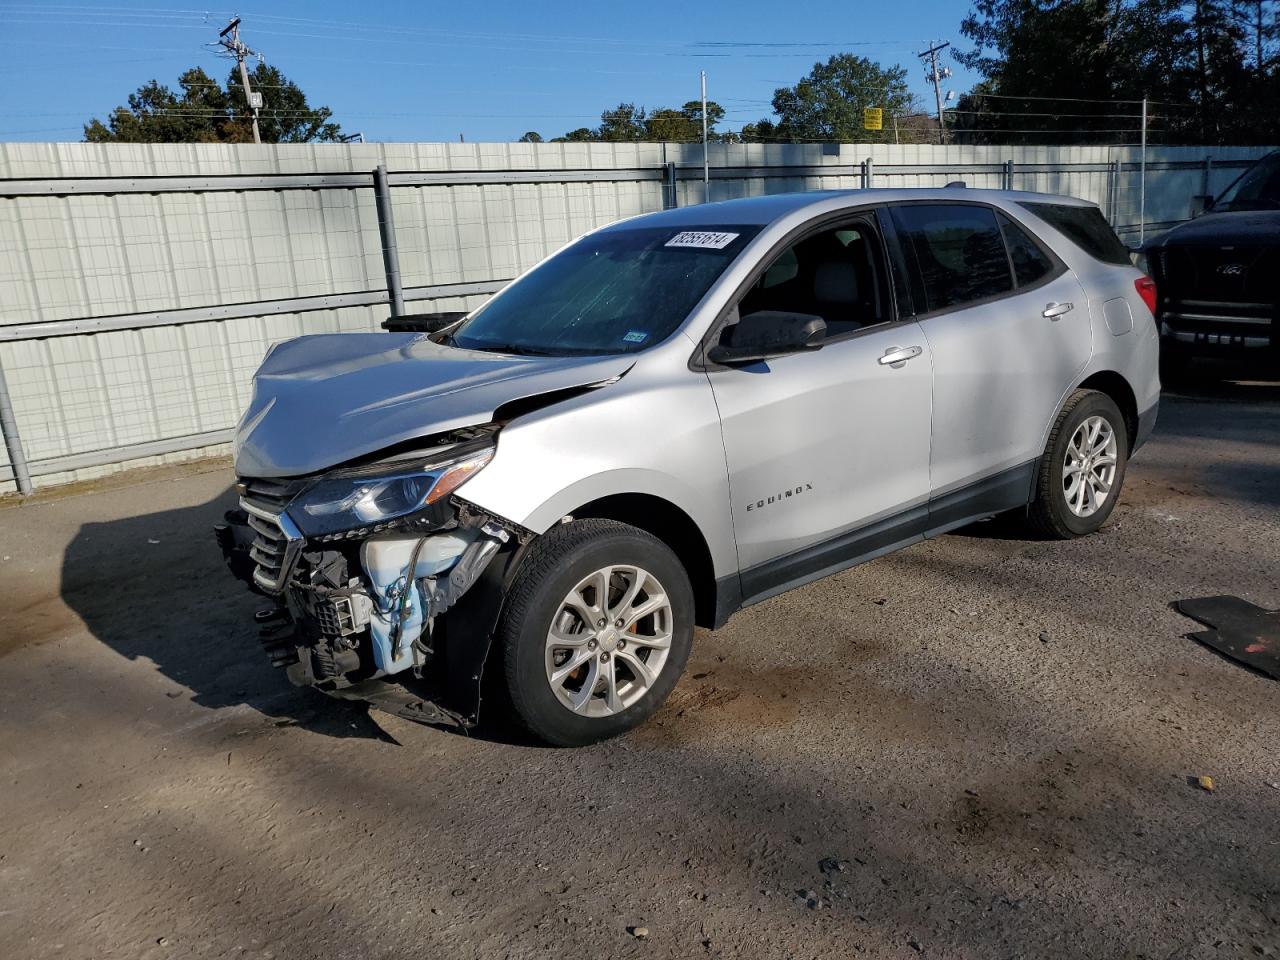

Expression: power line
xmin=949 ymin=108 xmax=1157 ymax=119
xmin=0 ymin=3 xmax=921 ymax=49
xmin=0 ymin=5 xmax=923 ymax=58
xmin=964 ymin=91 xmax=1194 ymax=108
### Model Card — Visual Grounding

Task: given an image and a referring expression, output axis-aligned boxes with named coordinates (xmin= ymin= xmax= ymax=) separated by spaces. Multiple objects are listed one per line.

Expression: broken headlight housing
xmin=290 ymin=443 xmax=494 ymax=539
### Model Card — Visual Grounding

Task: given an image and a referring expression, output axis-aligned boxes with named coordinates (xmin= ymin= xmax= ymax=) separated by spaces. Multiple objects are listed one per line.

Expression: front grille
xmin=1156 ymin=245 xmax=1278 ymax=347
xmin=1158 ymin=245 xmax=1280 ymax=308
xmin=237 ymin=476 xmax=305 ymax=513
xmin=238 ymin=477 xmax=307 ymax=593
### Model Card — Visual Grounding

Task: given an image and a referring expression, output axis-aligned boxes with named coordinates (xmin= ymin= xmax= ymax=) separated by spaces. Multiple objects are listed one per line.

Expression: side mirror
xmin=706 ymin=310 xmax=827 ymax=366
xmin=382 ymin=311 xmax=468 ymax=333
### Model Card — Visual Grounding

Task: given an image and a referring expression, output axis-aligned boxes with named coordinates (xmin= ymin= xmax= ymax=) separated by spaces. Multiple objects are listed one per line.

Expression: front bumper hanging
xmin=214 ymin=496 xmax=529 ymax=730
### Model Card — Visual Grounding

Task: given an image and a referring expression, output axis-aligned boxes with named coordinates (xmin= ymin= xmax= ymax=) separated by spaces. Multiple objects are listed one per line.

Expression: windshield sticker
xmin=622 ymin=330 xmax=649 ymax=344
xmin=665 ymin=231 xmax=740 ymax=250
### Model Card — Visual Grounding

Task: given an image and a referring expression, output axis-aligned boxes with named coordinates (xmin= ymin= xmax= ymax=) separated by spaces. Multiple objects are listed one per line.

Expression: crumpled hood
xmin=1151 ymin=209 xmax=1280 ymax=247
xmin=234 ymin=333 xmax=632 ymax=478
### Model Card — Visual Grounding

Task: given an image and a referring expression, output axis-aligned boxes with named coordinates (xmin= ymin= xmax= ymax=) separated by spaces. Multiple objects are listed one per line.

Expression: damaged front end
xmin=214 ymin=425 xmax=530 ymax=730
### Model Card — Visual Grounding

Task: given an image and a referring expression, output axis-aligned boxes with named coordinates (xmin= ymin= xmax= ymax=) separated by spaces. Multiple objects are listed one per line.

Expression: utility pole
xmin=882 ymin=84 xmax=900 ymax=145
xmin=217 ymin=17 xmax=263 ymax=144
xmin=918 ymin=40 xmax=951 ymax=146
xmin=700 ymin=70 xmax=709 ymax=197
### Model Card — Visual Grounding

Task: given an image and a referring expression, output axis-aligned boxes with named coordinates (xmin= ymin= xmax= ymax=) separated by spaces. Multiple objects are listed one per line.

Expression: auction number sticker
xmin=665 ymin=231 xmax=740 ymax=250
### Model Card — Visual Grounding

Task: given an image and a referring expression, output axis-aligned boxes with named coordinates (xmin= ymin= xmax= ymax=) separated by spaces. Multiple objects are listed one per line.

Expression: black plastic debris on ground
xmin=1176 ymin=595 xmax=1280 ymax=680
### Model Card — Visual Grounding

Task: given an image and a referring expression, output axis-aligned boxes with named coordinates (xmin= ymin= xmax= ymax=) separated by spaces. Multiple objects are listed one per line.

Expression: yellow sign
xmin=863 ymin=107 xmax=883 ymax=131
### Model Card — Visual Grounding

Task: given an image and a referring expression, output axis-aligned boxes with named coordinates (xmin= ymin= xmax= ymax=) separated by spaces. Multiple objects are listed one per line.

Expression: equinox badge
xmin=747 ymin=483 xmax=813 ymax=512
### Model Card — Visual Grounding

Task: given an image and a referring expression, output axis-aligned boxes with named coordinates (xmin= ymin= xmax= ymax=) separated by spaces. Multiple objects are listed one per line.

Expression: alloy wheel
xmin=1062 ymin=415 xmax=1118 ymax=518
xmin=544 ymin=565 xmax=673 ymax=717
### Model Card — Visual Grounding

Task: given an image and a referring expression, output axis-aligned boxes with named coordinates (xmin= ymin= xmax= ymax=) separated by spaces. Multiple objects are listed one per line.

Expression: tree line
xmin=952 ymin=0 xmax=1280 ymax=145
xmin=84 ymin=64 xmax=341 ymax=144
xmin=522 ymin=55 xmax=932 ymax=144
xmin=83 ymin=1 xmax=1279 ymax=147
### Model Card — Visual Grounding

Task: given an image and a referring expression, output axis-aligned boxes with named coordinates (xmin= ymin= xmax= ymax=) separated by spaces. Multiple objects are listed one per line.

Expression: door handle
xmin=878 ymin=345 xmax=923 ymax=367
xmin=1042 ymin=301 xmax=1074 ymax=319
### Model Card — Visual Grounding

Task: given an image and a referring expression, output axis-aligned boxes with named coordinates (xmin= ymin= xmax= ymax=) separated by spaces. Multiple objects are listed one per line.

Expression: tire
xmin=1027 ymin=389 xmax=1129 ymax=540
xmin=499 ymin=519 xmax=694 ymax=746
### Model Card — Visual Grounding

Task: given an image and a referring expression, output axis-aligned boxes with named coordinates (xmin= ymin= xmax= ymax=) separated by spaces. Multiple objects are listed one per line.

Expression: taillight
xmin=1134 ymin=276 xmax=1157 ymax=316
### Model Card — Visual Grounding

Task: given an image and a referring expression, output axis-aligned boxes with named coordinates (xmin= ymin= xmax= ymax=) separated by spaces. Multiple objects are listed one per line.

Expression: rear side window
xmin=890 ymin=204 xmax=1013 ymax=313
xmin=1019 ymin=202 xmax=1129 ymax=265
xmin=997 ymin=213 xmax=1056 ymax=287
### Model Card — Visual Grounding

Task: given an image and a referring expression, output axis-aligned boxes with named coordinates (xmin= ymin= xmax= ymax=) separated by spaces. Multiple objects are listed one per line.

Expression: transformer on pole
xmin=918 ymin=41 xmax=951 ymax=146
xmin=218 ymin=17 xmax=264 ymax=145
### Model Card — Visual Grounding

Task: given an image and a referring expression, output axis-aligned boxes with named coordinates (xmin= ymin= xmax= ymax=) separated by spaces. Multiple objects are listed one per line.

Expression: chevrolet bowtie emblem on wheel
xmin=1216 ymin=263 xmax=1245 ymax=276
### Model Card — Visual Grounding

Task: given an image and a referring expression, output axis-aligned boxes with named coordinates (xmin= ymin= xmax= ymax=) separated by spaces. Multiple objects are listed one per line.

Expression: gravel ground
xmin=1 ymin=382 xmax=1277 ymax=960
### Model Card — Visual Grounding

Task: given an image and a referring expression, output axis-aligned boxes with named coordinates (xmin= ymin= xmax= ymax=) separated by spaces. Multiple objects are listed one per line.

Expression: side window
xmin=1018 ymin=202 xmax=1130 ymax=265
xmin=890 ymin=204 xmax=1014 ymax=314
xmin=998 ymin=213 xmax=1055 ymax=287
xmin=735 ymin=218 xmax=891 ymax=340
xmin=760 ymin=247 xmax=798 ymax=289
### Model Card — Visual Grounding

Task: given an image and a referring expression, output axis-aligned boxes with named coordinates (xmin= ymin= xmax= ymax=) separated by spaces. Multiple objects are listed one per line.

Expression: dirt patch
xmin=3 ymin=389 xmax=1280 ymax=960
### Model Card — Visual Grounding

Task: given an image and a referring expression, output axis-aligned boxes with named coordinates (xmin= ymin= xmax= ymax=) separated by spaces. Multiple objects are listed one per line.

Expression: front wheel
xmin=499 ymin=519 xmax=694 ymax=746
xmin=1027 ymin=389 xmax=1129 ymax=539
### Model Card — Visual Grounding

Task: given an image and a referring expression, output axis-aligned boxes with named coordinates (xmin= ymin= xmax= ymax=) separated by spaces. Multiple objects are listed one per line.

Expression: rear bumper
xmin=1133 ymin=400 xmax=1159 ymax=454
xmin=1160 ymin=316 xmax=1275 ymax=356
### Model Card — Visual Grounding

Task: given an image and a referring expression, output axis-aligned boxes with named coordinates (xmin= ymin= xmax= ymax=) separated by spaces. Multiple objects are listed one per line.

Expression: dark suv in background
xmin=1142 ymin=151 xmax=1280 ymax=379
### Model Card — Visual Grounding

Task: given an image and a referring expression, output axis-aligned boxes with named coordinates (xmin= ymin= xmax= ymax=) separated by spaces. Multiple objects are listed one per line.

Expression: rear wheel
xmin=499 ymin=519 xmax=694 ymax=746
xmin=1027 ymin=389 xmax=1129 ymax=539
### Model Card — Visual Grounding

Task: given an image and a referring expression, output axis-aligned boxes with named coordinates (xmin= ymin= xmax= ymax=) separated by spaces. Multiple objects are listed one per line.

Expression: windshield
xmin=1215 ymin=153 xmax=1280 ymax=212
xmin=448 ymin=225 xmax=760 ymax=356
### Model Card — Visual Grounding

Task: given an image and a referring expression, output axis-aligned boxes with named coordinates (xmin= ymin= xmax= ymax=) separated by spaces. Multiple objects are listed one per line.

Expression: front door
xmin=705 ymin=215 xmax=934 ymax=602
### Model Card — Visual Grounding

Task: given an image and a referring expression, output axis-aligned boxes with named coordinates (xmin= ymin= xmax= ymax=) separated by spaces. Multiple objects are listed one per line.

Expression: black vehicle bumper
xmin=1160 ymin=318 xmax=1276 ymax=362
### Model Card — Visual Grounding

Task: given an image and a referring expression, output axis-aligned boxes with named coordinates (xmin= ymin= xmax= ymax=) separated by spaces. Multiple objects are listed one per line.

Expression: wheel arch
xmin=569 ymin=493 xmax=723 ymax=629
xmin=1077 ymin=370 xmax=1139 ymax=447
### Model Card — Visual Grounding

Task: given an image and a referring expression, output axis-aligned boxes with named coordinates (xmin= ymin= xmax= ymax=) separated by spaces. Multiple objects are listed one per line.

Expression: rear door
xmin=887 ymin=202 xmax=1092 ymax=518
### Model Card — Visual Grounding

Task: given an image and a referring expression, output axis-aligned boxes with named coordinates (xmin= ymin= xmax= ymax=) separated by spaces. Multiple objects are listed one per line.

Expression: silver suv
xmin=218 ymin=188 xmax=1160 ymax=745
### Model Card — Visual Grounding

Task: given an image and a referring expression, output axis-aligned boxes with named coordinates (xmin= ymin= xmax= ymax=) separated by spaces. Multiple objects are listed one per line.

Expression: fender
xmin=459 ymin=367 xmax=740 ymax=581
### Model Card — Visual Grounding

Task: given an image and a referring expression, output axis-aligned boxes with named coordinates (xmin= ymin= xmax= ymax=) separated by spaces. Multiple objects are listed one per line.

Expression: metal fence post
xmin=1139 ymin=97 xmax=1148 ymax=245
xmin=664 ymin=161 xmax=678 ymax=209
xmin=372 ymin=164 xmax=405 ymax=318
xmin=1004 ymin=158 xmax=1015 ymax=191
xmin=0 ymin=354 xmax=33 ymax=496
xmin=1109 ymin=159 xmax=1120 ymax=225
xmin=863 ymin=157 xmax=874 ymax=188
xmin=1202 ymin=155 xmax=1213 ymax=198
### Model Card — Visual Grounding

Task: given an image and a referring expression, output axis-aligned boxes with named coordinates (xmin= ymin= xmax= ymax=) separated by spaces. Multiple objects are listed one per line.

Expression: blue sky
xmin=0 ymin=0 xmax=978 ymax=142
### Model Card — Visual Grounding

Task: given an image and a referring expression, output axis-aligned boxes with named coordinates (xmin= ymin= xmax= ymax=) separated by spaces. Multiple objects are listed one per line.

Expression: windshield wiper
xmin=464 ymin=342 xmax=557 ymax=357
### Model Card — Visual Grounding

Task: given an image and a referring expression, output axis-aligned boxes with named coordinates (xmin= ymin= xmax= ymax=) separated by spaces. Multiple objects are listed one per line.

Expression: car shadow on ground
xmin=952 ymin=375 xmax=1280 ymax=540
xmin=57 ymin=377 xmax=1278 ymax=746
xmin=59 ymin=484 xmax=396 ymax=742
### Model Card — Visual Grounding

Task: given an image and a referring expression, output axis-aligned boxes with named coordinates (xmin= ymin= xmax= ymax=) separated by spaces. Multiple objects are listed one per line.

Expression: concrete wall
xmin=0 ymin=140 xmax=1272 ymax=491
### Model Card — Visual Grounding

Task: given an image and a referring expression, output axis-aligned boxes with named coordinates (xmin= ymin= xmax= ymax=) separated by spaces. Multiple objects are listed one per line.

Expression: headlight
xmin=288 ymin=445 xmax=494 ymax=538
